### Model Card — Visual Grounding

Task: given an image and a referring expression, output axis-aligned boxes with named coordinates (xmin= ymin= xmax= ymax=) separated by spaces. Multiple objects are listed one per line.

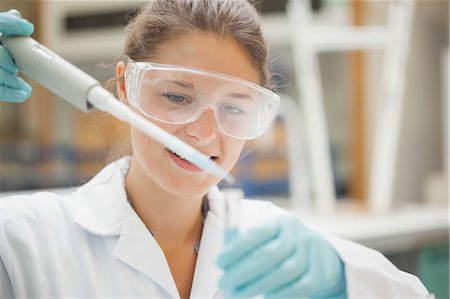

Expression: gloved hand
xmin=0 ymin=11 xmax=34 ymax=102
xmin=217 ymin=215 xmax=347 ymax=298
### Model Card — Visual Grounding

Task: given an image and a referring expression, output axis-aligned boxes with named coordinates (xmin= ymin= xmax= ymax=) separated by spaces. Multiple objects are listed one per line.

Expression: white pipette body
xmin=2 ymin=11 xmax=233 ymax=183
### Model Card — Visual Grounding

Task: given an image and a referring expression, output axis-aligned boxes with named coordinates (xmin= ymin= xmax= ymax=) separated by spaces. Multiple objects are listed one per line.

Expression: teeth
xmin=168 ymin=148 xmax=216 ymax=162
xmin=178 ymin=152 xmax=186 ymax=160
xmin=170 ymin=149 xmax=186 ymax=160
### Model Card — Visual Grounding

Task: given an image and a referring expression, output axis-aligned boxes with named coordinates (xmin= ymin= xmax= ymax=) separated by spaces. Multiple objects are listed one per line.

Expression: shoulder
xmin=0 ymin=158 xmax=129 ymax=233
xmin=1 ymin=190 xmax=73 ymax=218
xmin=0 ymin=190 xmax=74 ymax=232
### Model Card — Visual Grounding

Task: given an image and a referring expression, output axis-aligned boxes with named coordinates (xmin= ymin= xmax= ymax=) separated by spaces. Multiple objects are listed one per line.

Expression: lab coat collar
xmin=112 ymin=207 xmax=180 ymax=298
xmin=73 ymin=158 xmax=180 ymax=298
xmin=72 ymin=158 xmax=226 ymax=298
xmin=72 ymin=158 xmax=131 ymax=236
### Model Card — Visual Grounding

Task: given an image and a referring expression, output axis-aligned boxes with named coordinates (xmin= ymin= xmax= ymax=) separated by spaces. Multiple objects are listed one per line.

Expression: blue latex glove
xmin=217 ymin=215 xmax=347 ymax=298
xmin=0 ymin=11 xmax=34 ymax=102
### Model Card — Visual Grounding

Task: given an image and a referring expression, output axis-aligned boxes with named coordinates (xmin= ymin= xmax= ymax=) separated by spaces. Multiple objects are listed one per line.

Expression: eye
xmin=162 ymin=93 xmax=190 ymax=104
xmin=222 ymin=104 xmax=246 ymax=116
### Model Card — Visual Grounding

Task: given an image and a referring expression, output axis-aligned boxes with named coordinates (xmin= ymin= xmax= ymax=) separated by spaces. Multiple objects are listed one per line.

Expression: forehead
xmin=142 ymin=68 xmax=260 ymax=98
xmin=148 ymin=33 xmax=261 ymax=85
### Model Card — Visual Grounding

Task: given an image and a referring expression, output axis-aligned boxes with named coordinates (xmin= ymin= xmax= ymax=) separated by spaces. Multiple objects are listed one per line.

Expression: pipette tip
xmin=223 ymin=173 xmax=235 ymax=185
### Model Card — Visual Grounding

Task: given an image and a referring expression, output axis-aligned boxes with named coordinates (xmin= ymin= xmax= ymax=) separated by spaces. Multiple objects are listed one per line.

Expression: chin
xmin=160 ymin=172 xmax=216 ymax=198
xmin=163 ymin=158 xmax=228 ymax=194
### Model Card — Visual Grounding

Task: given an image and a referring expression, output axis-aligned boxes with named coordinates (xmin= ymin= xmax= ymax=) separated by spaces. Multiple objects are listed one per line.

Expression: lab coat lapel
xmin=73 ymin=159 xmax=130 ymax=235
xmin=73 ymin=159 xmax=225 ymax=298
xmin=112 ymin=207 xmax=180 ymax=299
xmin=73 ymin=159 xmax=179 ymax=297
xmin=190 ymin=188 xmax=225 ymax=298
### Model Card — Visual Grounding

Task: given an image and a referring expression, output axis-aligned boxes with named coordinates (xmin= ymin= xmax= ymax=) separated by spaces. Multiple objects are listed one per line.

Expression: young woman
xmin=0 ymin=1 xmax=429 ymax=298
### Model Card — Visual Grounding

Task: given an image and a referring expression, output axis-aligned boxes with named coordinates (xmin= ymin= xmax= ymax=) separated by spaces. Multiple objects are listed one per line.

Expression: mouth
xmin=167 ymin=148 xmax=218 ymax=172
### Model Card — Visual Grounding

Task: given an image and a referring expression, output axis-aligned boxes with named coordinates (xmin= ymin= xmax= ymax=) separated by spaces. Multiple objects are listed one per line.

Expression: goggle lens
xmin=125 ymin=60 xmax=280 ymax=140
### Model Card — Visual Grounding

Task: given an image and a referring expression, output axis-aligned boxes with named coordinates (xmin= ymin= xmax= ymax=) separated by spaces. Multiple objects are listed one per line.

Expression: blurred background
xmin=0 ymin=0 xmax=448 ymax=297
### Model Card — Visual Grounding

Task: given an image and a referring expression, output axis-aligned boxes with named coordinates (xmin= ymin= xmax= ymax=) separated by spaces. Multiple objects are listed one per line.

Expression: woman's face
xmin=117 ymin=33 xmax=261 ymax=198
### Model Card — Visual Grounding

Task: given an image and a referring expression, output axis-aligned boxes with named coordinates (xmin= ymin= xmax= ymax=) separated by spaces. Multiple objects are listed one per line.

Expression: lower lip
xmin=167 ymin=150 xmax=203 ymax=172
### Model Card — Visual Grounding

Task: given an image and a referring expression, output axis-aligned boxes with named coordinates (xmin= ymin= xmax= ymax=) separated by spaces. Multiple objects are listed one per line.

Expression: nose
xmin=184 ymin=108 xmax=218 ymax=145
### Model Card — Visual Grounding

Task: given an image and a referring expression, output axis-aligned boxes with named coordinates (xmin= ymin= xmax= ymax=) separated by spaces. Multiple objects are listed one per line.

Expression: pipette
xmin=2 ymin=9 xmax=234 ymax=184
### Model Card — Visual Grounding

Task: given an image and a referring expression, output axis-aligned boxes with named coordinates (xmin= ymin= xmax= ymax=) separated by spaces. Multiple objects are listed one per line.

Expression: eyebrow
xmin=172 ymin=80 xmax=194 ymax=89
xmin=227 ymin=92 xmax=254 ymax=101
xmin=168 ymin=80 xmax=254 ymax=100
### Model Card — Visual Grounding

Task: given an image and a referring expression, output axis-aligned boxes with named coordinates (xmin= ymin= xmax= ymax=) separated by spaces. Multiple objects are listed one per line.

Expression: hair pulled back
xmin=123 ymin=0 xmax=270 ymax=87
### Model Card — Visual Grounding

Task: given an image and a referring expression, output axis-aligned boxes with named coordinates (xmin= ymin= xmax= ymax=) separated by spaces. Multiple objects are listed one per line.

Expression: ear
xmin=116 ymin=61 xmax=128 ymax=105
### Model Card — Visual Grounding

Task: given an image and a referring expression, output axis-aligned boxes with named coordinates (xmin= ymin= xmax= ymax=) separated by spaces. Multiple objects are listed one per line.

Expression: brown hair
xmin=123 ymin=0 xmax=270 ymax=87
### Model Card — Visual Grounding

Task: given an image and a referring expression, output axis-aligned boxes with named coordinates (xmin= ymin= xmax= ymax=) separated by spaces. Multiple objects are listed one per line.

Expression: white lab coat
xmin=0 ymin=158 xmax=429 ymax=298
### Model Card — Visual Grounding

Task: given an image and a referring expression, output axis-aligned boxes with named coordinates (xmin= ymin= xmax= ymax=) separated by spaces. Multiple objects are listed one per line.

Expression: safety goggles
xmin=124 ymin=59 xmax=280 ymax=140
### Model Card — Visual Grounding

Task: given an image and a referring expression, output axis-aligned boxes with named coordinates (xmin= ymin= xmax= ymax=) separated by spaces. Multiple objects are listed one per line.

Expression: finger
xmin=219 ymin=218 xmax=297 ymax=290
xmin=0 ymin=87 xmax=28 ymax=102
xmin=234 ymin=246 xmax=309 ymax=298
xmin=0 ymin=46 xmax=18 ymax=74
xmin=266 ymin=236 xmax=323 ymax=298
xmin=0 ymin=68 xmax=31 ymax=92
xmin=266 ymin=272 xmax=316 ymax=299
xmin=0 ymin=12 xmax=34 ymax=36
xmin=313 ymin=238 xmax=346 ymax=295
xmin=217 ymin=218 xmax=282 ymax=268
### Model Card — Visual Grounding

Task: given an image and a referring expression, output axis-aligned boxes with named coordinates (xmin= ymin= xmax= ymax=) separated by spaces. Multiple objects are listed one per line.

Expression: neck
xmin=125 ymin=157 xmax=205 ymax=253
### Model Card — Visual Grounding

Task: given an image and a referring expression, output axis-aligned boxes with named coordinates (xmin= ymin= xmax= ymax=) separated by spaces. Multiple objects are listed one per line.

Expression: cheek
xmin=130 ymin=128 xmax=153 ymax=157
xmin=131 ymin=121 xmax=178 ymax=151
xmin=222 ymin=139 xmax=245 ymax=170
